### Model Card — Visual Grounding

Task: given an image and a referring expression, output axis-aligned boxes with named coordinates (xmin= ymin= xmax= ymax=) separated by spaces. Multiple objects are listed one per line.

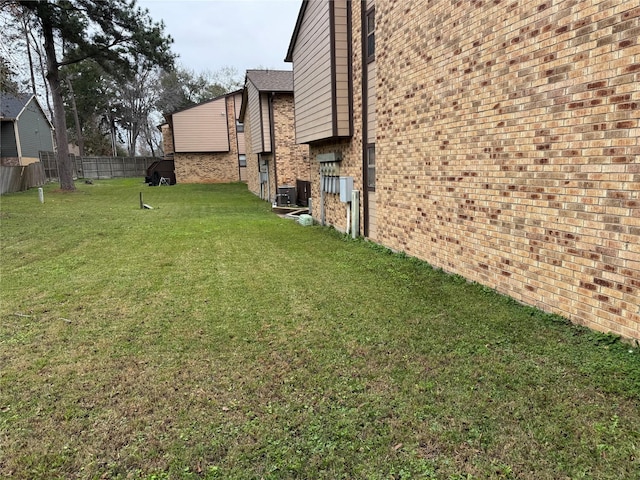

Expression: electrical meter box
xmin=339 ymin=177 xmax=353 ymax=203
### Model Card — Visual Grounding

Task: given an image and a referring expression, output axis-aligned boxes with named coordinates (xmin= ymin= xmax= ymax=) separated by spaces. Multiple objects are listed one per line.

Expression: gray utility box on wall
xmin=339 ymin=177 xmax=353 ymax=203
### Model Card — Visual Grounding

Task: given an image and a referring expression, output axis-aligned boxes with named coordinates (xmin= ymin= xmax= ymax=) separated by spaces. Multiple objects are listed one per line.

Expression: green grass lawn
xmin=1 ymin=179 xmax=639 ymax=479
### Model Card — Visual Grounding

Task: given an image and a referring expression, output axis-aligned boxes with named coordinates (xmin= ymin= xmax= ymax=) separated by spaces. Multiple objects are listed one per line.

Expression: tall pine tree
xmin=14 ymin=0 xmax=174 ymax=190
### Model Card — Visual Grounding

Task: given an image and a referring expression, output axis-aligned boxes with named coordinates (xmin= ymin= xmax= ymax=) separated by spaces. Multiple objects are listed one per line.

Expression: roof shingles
xmin=0 ymin=92 xmax=31 ymax=120
xmin=246 ymin=70 xmax=293 ymax=92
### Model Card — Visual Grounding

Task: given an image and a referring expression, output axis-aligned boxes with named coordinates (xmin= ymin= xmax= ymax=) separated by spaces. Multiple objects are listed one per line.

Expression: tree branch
xmin=58 ymin=34 xmax=133 ymax=67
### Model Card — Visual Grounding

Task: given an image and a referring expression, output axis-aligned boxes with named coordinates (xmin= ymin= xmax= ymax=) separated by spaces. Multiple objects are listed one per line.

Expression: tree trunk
xmin=42 ymin=17 xmax=75 ymax=190
xmin=127 ymin=125 xmax=136 ymax=157
xmin=66 ymin=76 xmax=85 ymax=157
xmin=144 ymin=123 xmax=156 ymax=158
xmin=128 ymin=124 xmax=140 ymax=157
xmin=29 ymin=30 xmax=54 ymax=120
xmin=23 ymin=16 xmax=37 ymax=97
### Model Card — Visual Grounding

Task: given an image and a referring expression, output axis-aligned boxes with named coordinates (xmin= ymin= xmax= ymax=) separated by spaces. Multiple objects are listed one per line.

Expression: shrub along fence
xmin=39 ymin=152 xmax=160 ymax=181
xmin=0 ymin=163 xmax=46 ymax=195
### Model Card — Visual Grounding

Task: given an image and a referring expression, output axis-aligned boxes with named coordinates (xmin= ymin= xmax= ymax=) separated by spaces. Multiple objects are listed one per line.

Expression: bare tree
xmin=112 ymin=65 xmax=161 ymax=156
xmin=8 ymin=0 xmax=174 ymax=190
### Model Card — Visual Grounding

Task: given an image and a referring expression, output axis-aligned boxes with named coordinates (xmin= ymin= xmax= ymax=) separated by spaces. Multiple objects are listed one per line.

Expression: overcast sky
xmin=137 ymin=0 xmax=302 ymax=76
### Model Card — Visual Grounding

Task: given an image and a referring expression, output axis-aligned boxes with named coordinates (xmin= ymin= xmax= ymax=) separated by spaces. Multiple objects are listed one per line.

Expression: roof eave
xmin=238 ymin=83 xmax=249 ymax=123
xmin=165 ymin=89 xmax=244 ymax=117
xmin=284 ymin=0 xmax=308 ymax=63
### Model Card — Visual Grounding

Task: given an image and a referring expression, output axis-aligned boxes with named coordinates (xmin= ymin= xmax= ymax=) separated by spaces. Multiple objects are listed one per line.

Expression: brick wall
xmin=272 ymin=94 xmax=312 ymax=188
xmin=173 ymin=151 xmax=239 ymax=183
xmin=377 ymin=0 xmax=639 ymax=339
xmin=161 ymin=124 xmax=174 ymax=156
xmin=308 ymin=139 xmax=359 ymax=232
xmin=307 ymin=0 xmax=639 ymax=340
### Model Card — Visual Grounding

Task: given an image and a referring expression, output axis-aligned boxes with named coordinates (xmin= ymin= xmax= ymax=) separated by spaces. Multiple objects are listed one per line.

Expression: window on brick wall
xmin=366 ymin=7 xmax=375 ymax=63
xmin=367 ymin=144 xmax=375 ymax=190
xmin=238 ymin=154 xmax=247 ymax=167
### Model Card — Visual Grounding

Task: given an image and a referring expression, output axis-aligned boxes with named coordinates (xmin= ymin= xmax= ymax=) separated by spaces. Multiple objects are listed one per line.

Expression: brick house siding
xmin=292 ymin=0 xmax=640 ymax=340
xmin=173 ymin=151 xmax=240 ymax=184
xmin=272 ymin=94 xmax=312 ymax=189
xmin=309 ymin=138 xmax=361 ymax=232
xmin=160 ymin=124 xmax=173 ymax=156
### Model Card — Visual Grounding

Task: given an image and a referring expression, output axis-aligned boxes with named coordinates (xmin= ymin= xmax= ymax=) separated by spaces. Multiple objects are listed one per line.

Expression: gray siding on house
xmin=173 ymin=97 xmax=230 ymax=153
xmin=0 ymin=122 xmax=18 ymax=157
xmin=291 ymin=0 xmax=334 ymax=143
xmin=17 ymin=99 xmax=54 ymax=159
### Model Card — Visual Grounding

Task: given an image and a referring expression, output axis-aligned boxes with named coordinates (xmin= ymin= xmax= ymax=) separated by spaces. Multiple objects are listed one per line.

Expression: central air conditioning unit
xmin=276 ymin=185 xmax=296 ymax=206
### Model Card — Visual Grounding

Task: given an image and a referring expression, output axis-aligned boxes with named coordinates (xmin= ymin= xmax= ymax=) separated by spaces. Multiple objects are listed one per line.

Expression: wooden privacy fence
xmin=0 ymin=163 xmax=46 ymax=195
xmin=39 ymin=152 xmax=160 ymax=180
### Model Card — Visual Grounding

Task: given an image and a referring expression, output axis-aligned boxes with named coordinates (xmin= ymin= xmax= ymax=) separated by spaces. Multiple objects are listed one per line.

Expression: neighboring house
xmin=0 ymin=92 xmax=54 ymax=166
xmin=286 ymin=0 xmax=640 ymax=341
xmin=162 ymin=90 xmax=246 ymax=183
xmin=239 ymin=70 xmax=310 ymax=205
